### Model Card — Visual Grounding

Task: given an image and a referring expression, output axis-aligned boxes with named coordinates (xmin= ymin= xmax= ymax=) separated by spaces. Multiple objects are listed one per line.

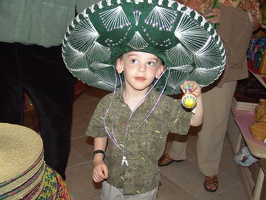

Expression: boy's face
xmin=116 ymin=51 xmax=164 ymax=91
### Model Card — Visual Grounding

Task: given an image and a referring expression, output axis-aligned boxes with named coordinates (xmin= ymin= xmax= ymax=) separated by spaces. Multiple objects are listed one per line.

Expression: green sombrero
xmin=62 ymin=0 xmax=225 ymax=95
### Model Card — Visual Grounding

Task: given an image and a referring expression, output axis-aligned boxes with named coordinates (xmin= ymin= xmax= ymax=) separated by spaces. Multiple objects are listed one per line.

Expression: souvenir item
xmin=181 ymin=84 xmax=197 ymax=109
xmin=62 ymin=0 xmax=226 ymax=95
xmin=0 ymin=123 xmax=70 ymax=199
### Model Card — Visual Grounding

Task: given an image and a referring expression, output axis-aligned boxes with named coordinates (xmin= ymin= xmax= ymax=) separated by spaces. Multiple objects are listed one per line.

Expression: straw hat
xmin=62 ymin=0 xmax=225 ymax=95
xmin=0 ymin=123 xmax=70 ymax=199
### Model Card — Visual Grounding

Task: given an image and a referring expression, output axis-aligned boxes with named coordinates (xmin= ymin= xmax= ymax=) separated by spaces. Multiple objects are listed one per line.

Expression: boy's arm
xmin=92 ymin=137 xmax=108 ymax=182
xmin=94 ymin=136 xmax=107 ymax=158
xmin=190 ymin=94 xmax=203 ymax=126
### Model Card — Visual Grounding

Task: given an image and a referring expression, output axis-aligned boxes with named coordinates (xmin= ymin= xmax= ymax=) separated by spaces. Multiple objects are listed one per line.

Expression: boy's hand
xmin=92 ymin=156 xmax=108 ymax=182
xmin=180 ymin=81 xmax=202 ymax=98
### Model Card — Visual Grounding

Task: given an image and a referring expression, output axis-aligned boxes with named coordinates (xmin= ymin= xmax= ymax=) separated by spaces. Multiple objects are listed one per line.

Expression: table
xmin=233 ymin=110 xmax=266 ymax=158
xmin=253 ymin=158 xmax=266 ymax=200
xmin=230 ymin=105 xmax=266 ymax=200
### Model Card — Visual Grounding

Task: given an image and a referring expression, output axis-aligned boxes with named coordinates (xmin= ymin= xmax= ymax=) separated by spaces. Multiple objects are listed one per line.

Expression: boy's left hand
xmin=180 ymin=81 xmax=201 ymax=98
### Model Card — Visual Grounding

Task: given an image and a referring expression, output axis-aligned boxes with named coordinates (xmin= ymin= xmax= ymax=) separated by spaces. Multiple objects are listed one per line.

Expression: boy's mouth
xmin=135 ymin=77 xmax=146 ymax=81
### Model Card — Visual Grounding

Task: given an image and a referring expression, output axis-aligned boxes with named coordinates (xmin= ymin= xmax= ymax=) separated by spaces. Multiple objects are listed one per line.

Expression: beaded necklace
xmin=103 ymin=68 xmax=171 ymax=166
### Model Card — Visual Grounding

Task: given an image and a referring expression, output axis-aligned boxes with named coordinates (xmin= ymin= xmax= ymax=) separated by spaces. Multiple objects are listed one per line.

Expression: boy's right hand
xmin=92 ymin=157 xmax=109 ymax=182
xmin=180 ymin=81 xmax=201 ymax=98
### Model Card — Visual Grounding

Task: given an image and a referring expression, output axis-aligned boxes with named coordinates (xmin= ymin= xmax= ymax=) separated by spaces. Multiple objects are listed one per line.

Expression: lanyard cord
xmin=103 ymin=68 xmax=171 ymax=164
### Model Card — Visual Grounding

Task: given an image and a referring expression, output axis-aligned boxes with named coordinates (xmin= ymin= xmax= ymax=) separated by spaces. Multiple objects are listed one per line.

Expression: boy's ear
xmin=116 ymin=57 xmax=124 ymax=74
xmin=155 ymin=65 xmax=164 ymax=79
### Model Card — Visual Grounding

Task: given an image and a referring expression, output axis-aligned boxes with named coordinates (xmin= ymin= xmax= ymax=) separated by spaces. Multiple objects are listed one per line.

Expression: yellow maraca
xmin=181 ymin=84 xmax=197 ymax=109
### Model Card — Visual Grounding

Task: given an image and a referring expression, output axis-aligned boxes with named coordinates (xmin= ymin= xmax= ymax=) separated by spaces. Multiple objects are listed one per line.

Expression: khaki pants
xmin=164 ymin=81 xmax=237 ymax=176
xmin=100 ymin=181 xmax=158 ymax=200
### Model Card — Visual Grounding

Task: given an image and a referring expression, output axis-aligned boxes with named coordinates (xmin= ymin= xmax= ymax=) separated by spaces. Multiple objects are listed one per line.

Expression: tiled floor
xmin=65 ymin=86 xmax=252 ymax=200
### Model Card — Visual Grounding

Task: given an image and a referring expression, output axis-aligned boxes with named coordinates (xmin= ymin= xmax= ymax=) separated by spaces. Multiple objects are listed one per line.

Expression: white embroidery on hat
xmin=86 ymin=42 xmax=111 ymax=62
xmin=62 ymin=45 xmax=87 ymax=71
xmin=135 ymin=0 xmax=144 ymax=4
xmin=167 ymin=0 xmax=175 ymax=7
xmin=169 ymin=64 xmax=193 ymax=72
xmin=193 ymin=36 xmax=218 ymax=69
xmin=158 ymin=0 xmax=163 ymax=5
xmin=91 ymin=63 xmax=119 ymax=89
xmin=100 ymin=6 xmax=130 ymax=31
xmin=107 ymin=0 xmax=114 ymax=5
xmin=98 ymin=1 xmax=104 ymax=9
xmin=133 ymin=10 xmax=141 ymax=26
xmin=145 ymin=6 xmax=177 ymax=31
xmin=174 ymin=14 xmax=207 ymax=51
xmin=68 ymin=18 xmax=99 ymax=53
xmin=166 ymin=43 xmax=193 ymax=65
xmin=91 ymin=62 xmax=113 ymax=70
xmin=191 ymin=66 xmax=223 ymax=86
xmin=128 ymin=31 xmax=148 ymax=49
xmin=164 ymin=68 xmax=188 ymax=90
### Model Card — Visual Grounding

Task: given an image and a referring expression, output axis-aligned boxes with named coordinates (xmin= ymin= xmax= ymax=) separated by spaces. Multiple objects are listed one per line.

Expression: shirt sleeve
xmin=0 ymin=0 xmax=76 ymax=47
xmin=162 ymin=96 xmax=192 ymax=135
xmin=86 ymin=95 xmax=110 ymax=138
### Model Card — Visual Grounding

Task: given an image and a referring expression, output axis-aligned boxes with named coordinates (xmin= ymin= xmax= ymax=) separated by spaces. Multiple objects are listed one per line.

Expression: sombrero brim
xmin=62 ymin=0 xmax=225 ymax=95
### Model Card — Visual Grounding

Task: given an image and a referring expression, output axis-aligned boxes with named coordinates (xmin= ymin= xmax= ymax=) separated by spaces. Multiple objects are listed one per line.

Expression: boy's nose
xmin=138 ymin=64 xmax=146 ymax=72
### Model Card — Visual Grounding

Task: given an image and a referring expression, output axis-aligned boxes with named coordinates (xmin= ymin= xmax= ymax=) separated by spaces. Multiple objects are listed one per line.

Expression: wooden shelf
xmin=248 ymin=60 xmax=266 ymax=88
xmin=229 ymin=104 xmax=266 ymax=200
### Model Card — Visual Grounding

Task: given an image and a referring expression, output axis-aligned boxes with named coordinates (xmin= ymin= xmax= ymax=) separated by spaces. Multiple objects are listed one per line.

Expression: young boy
xmin=61 ymin=0 xmax=226 ymax=199
xmin=86 ymin=51 xmax=203 ymax=199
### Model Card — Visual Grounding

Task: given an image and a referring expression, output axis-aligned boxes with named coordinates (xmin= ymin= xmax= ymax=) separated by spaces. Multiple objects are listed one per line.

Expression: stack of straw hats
xmin=0 ymin=123 xmax=71 ymax=199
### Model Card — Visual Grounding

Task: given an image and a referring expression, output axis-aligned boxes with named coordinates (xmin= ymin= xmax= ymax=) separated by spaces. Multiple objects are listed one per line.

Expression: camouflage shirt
xmin=86 ymin=89 xmax=191 ymax=194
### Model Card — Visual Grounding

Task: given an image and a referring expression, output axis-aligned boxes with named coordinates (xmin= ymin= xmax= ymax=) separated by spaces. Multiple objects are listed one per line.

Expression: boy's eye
xmin=130 ymin=59 xmax=138 ymax=64
xmin=148 ymin=61 xmax=155 ymax=66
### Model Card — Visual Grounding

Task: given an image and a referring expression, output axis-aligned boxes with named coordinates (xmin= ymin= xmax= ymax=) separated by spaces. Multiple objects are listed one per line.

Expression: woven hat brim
xmin=62 ymin=0 xmax=225 ymax=95
xmin=2 ymin=164 xmax=70 ymax=199
xmin=0 ymin=152 xmax=44 ymax=196
xmin=0 ymin=123 xmax=43 ymax=183
xmin=1 ymin=163 xmax=45 ymax=199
